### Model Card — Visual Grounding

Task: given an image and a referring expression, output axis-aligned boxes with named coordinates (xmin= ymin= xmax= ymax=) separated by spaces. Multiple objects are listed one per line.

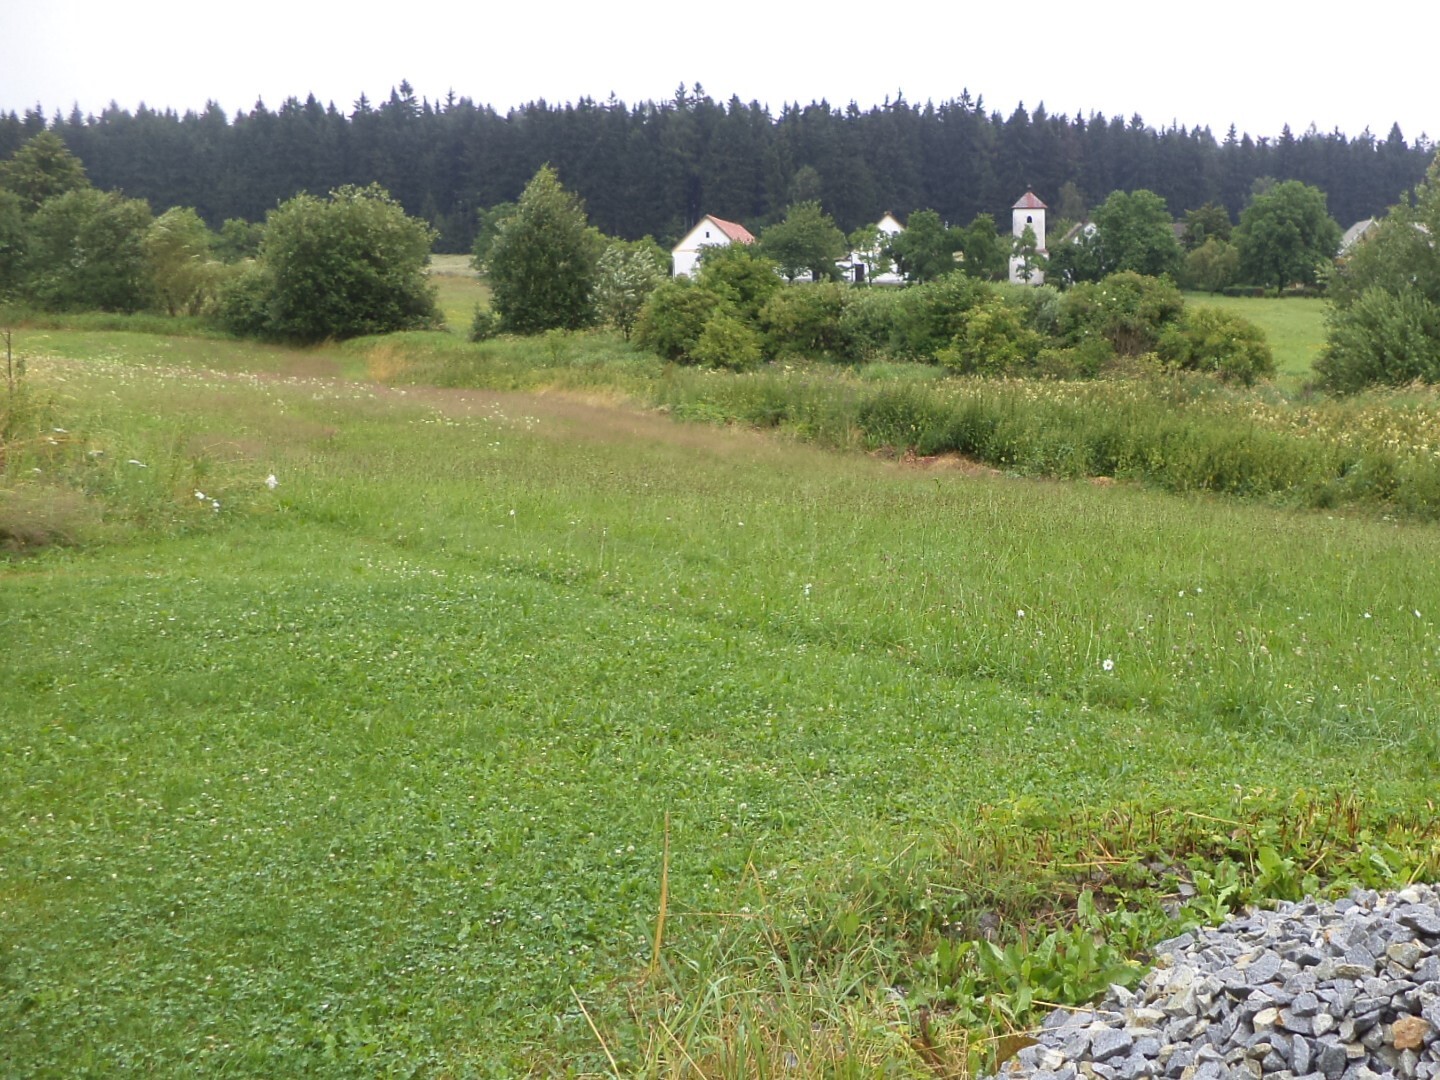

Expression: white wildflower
xmin=1102 ymin=658 xmax=1115 ymax=672
xmin=265 ymin=474 xmax=278 ymax=491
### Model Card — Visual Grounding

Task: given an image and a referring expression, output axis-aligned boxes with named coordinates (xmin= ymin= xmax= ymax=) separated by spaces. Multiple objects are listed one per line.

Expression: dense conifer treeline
xmin=1 ymin=82 xmax=1430 ymax=252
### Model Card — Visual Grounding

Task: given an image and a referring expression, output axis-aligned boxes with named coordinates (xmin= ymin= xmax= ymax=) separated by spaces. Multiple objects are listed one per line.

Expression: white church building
xmin=1008 ymin=191 xmax=1048 ymax=285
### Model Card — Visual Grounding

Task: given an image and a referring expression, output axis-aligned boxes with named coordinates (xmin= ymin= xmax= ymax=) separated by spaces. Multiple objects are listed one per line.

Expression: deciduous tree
xmin=488 ymin=167 xmax=597 ymax=334
xmin=759 ymin=201 xmax=847 ymax=282
xmin=1091 ymin=189 xmax=1182 ymax=279
xmin=887 ymin=209 xmax=962 ymax=283
xmin=24 ymin=187 xmax=152 ymax=311
xmin=1235 ymin=180 xmax=1341 ymax=292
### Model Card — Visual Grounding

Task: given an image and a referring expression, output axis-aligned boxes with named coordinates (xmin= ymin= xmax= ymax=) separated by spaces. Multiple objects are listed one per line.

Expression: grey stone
xmin=1292 ymin=1035 xmax=1314 ymax=1074
xmin=1316 ymin=1039 xmax=1348 ymax=1079
xmin=1133 ymin=1038 xmax=1162 ymax=1060
xmin=1092 ymin=1028 xmax=1135 ymax=1063
xmin=1292 ymin=993 xmax=1322 ymax=1018
xmin=1401 ymin=908 xmax=1440 ymax=938
xmin=1248 ymin=954 xmax=1284 ymax=985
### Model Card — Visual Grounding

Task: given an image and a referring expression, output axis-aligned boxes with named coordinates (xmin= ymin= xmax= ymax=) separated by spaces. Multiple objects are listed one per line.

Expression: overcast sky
xmin=2 ymin=1 xmax=1433 ymax=144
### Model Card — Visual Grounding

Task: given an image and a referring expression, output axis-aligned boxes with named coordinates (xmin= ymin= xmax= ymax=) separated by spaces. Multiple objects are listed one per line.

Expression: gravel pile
xmin=995 ymin=885 xmax=1440 ymax=1080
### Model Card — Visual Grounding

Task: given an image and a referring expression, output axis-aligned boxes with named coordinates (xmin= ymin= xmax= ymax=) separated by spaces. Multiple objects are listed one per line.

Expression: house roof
xmin=707 ymin=215 xmax=755 ymax=244
xmin=1340 ymin=217 xmax=1378 ymax=252
xmin=1012 ymin=191 xmax=1048 ymax=210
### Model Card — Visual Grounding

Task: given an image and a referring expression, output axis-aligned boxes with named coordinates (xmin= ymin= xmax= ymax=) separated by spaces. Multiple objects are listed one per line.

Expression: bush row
xmin=634 ymin=251 xmax=1275 ymax=385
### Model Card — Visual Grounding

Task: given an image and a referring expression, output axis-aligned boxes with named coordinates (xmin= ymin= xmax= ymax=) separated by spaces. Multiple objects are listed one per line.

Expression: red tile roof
xmin=1012 ymin=191 xmax=1048 ymax=210
xmin=707 ymin=215 xmax=756 ymax=244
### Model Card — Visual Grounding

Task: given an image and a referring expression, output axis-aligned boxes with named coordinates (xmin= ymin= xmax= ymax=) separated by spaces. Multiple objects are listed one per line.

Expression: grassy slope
xmin=3 ymin=335 xmax=1440 ymax=1076
xmin=1182 ymin=292 xmax=1329 ymax=376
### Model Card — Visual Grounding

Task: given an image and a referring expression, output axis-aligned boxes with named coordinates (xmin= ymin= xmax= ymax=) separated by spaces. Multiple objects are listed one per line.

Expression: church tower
xmin=1009 ymin=190 xmax=1048 ymax=285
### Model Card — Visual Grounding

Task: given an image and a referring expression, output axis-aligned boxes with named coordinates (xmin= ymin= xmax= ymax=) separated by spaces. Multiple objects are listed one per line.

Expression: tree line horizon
xmin=1 ymin=81 xmax=1431 ymax=253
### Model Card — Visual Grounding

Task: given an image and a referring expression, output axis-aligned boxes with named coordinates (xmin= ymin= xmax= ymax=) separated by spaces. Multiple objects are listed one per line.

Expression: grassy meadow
xmin=4 ymin=323 xmax=1440 ymax=1076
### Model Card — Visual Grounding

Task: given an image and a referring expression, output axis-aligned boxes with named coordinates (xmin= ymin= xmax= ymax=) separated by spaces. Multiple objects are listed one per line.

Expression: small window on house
xmin=1026 ymin=215 xmax=1033 ymax=223
xmin=704 ymin=230 xmax=710 ymax=238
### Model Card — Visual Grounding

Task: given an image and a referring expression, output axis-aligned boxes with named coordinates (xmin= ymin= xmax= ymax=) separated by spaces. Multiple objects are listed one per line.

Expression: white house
xmin=671 ymin=214 xmax=756 ymax=277
xmin=1009 ymin=191 xmax=1048 ymax=285
xmin=840 ymin=212 xmax=905 ymax=284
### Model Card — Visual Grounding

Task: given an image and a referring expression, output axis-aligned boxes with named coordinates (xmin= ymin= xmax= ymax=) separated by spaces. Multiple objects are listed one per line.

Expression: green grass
xmin=4 ymin=329 xmax=1440 ymax=1075
xmin=427 ymin=254 xmax=491 ymax=335
xmin=1182 ymin=291 xmax=1329 ymax=377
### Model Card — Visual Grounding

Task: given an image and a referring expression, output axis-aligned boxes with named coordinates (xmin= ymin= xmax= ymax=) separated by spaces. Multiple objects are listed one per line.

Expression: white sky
xmin=2 ymin=1 xmax=1434 ymax=143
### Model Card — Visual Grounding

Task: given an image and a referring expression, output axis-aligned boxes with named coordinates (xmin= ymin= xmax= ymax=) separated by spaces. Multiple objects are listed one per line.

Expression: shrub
xmin=469 ymin=306 xmax=501 ymax=342
xmin=1059 ymin=272 xmax=1184 ymax=356
xmin=214 ymin=261 xmax=273 ymax=339
xmin=695 ymin=244 xmax=783 ymax=324
xmin=634 ymin=278 xmax=718 ymax=363
xmin=692 ymin=311 xmax=763 ymax=371
xmin=892 ymin=272 xmax=993 ymax=360
xmin=1315 ymin=288 xmax=1440 ymax=394
xmin=223 ymin=183 xmax=438 ymax=343
xmin=1158 ymin=306 xmax=1275 ymax=385
xmin=937 ymin=294 xmax=1045 ymax=375
xmin=760 ymin=282 xmax=855 ymax=361
xmin=840 ymin=287 xmax=907 ymax=360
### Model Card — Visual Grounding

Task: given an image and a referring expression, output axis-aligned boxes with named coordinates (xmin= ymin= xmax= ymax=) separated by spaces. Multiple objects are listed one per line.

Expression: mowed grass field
xmin=4 ymin=329 xmax=1440 ymax=1076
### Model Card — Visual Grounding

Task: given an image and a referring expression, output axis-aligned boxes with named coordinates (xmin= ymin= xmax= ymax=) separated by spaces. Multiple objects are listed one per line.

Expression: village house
xmin=670 ymin=215 xmax=756 ymax=277
xmin=839 ymin=212 xmax=906 ymax=284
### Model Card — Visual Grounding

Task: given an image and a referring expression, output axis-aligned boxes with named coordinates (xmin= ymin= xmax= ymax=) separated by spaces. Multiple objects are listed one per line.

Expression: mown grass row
xmin=358 ymin=329 xmax=1440 ymax=521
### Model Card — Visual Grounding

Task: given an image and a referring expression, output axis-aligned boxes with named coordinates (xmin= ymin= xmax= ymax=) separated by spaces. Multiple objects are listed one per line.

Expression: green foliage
xmin=1236 ymin=180 xmax=1342 ymax=292
xmin=23 ymin=187 xmax=153 ymax=312
xmin=838 ymin=287 xmax=908 ymax=360
xmin=888 ymin=209 xmax=962 ymax=282
xmin=488 ymin=167 xmax=597 ymax=335
xmin=760 ymin=282 xmax=855 ymax=361
xmin=470 ymin=200 xmax=517 ymax=272
xmin=693 ymin=310 xmax=763 ymax=370
xmin=0 ymin=132 xmax=90 ymax=212
xmin=892 ymin=272 xmax=992 ymax=359
xmin=1182 ymin=203 xmax=1233 ymax=250
xmin=695 ymin=244 xmax=782 ymax=323
xmin=1316 ymin=287 xmax=1440 ymax=393
xmin=1048 ymin=225 xmax=1106 ymax=286
xmin=759 ymin=201 xmax=847 ymax=282
xmin=213 ymin=218 xmax=263 ymax=263
xmin=224 ymin=183 xmax=438 ymax=343
xmin=960 ymin=213 xmax=1008 ymax=281
xmin=1159 ymin=305 xmax=1276 ymax=384
xmin=1060 ymin=271 xmax=1185 ymax=356
xmin=1181 ymin=237 xmax=1241 ymax=293
xmin=144 ymin=207 xmax=221 ymax=316
xmin=938 ymin=294 xmax=1045 ymax=375
xmin=0 ymin=189 xmax=25 ymax=296
xmin=1318 ymin=157 xmax=1440 ymax=392
xmin=633 ymin=277 xmax=717 ymax=362
xmin=592 ymin=239 xmax=666 ymax=339
xmin=468 ymin=305 xmax=501 ymax=342
xmin=1092 ymin=189 xmax=1183 ymax=279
